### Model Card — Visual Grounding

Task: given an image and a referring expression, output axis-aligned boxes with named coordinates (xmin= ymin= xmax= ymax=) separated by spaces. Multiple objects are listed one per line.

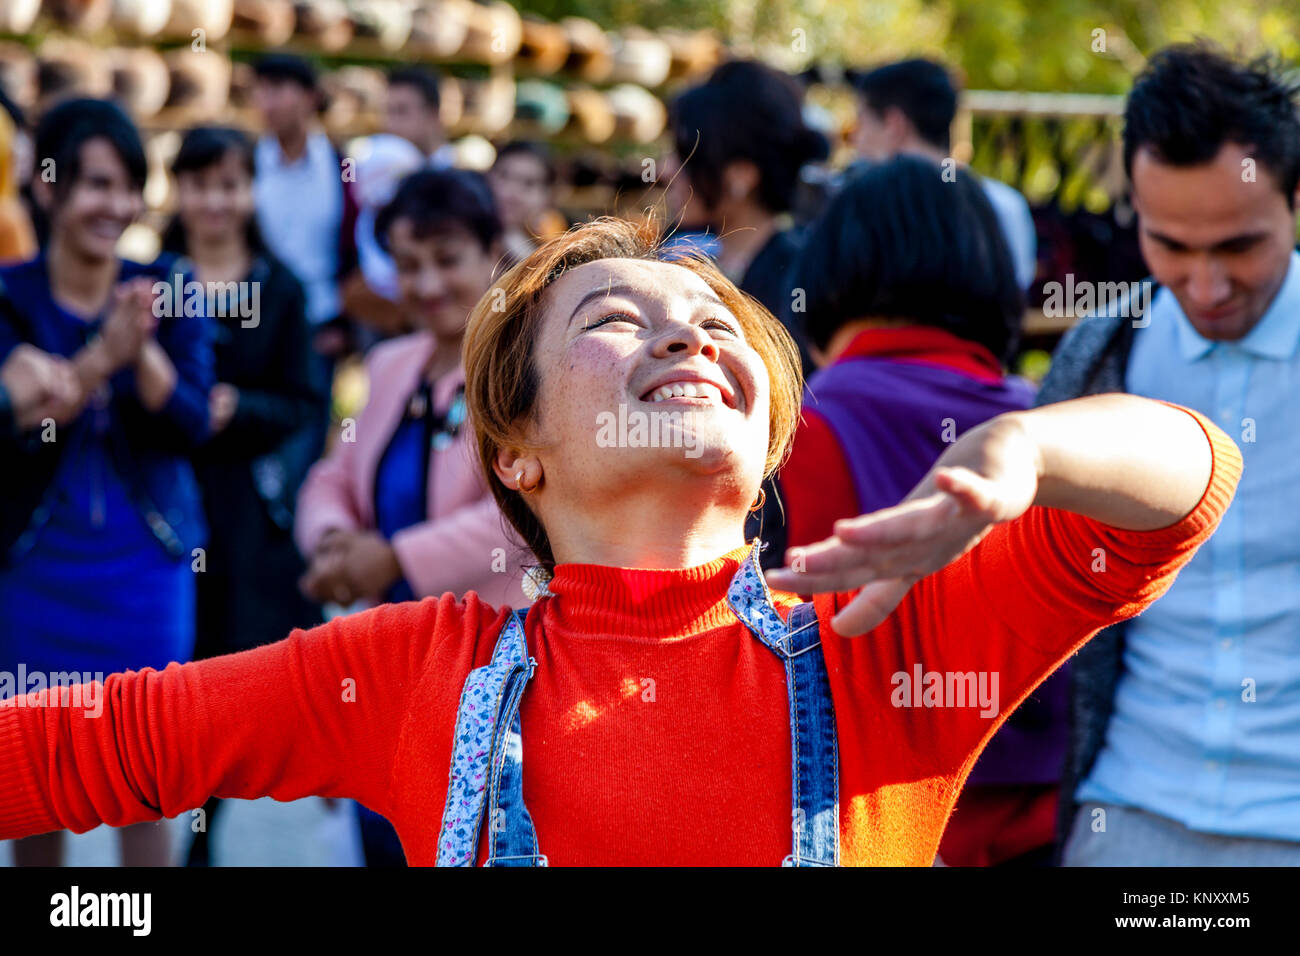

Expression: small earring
xmin=749 ymin=487 xmax=766 ymax=512
xmin=516 ymin=469 xmax=540 ymax=495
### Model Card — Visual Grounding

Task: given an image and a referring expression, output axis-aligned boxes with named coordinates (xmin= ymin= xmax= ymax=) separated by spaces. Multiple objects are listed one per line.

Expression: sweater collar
xmin=544 ymin=539 xmax=783 ymax=641
xmin=835 ymin=325 xmax=1005 ymax=383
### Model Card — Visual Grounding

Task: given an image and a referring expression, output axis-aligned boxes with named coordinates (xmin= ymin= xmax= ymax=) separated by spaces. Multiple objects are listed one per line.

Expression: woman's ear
xmin=492 ymin=445 xmax=541 ymax=493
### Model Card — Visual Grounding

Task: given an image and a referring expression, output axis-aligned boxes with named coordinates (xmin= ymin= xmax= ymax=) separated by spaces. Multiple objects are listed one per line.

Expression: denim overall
xmin=434 ymin=541 xmax=840 ymax=866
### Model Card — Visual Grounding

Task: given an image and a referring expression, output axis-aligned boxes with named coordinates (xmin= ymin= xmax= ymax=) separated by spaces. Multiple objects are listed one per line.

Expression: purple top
xmin=804 ymin=336 xmax=1066 ymax=786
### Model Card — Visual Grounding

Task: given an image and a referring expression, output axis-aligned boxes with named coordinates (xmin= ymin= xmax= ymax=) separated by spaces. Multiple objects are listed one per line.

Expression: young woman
xmin=160 ymin=125 xmax=329 ymax=866
xmin=0 ymin=217 xmax=1240 ymax=866
xmin=0 ymin=98 xmax=213 ymax=867
xmin=294 ymin=167 xmax=529 ymax=864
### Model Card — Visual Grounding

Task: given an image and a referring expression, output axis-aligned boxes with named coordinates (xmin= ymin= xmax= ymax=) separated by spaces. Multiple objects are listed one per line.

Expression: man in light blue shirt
xmin=849 ymin=58 xmax=1038 ymax=290
xmin=1041 ymin=43 xmax=1300 ymax=865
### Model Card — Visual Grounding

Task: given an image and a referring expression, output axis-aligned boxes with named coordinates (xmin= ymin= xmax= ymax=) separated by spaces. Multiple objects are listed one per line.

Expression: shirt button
xmin=1206 ymin=760 xmax=1218 ymax=772
xmin=1221 ymin=638 xmax=1233 ymax=650
xmin=1219 ymin=408 xmax=1233 ymax=420
xmin=1215 ymin=699 xmax=1226 ymax=710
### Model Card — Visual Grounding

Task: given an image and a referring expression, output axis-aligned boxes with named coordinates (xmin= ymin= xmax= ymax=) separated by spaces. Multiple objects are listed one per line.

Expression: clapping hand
xmin=0 ymin=344 xmax=80 ymax=429
xmin=98 ymin=277 xmax=158 ymax=371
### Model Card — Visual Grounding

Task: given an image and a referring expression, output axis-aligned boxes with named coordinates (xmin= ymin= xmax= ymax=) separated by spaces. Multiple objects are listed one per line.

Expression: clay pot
xmin=455 ymin=71 xmax=513 ymax=136
xmin=36 ymin=37 xmax=113 ymax=107
xmin=513 ymin=78 xmax=568 ymax=136
xmin=293 ymin=0 xmax=353 ymax=51
xmin=408 ymin=0 xmax=471 ymax=59
xmin=606 ymin=83 xmax=666 ymax=143
xmin=108 ymin=46 xmax=171 ymax=118
xmin=162 ymin=0 xmax=234 ymax=41
xmin=609 ymin=28 xmax=671 ymax=88
xmin=458 ymin=0 xmax=522 ymax=65
xmin=560 ymin=17 xmax=612 ymax=83
xmin=45 ymin=0 xmax=113 ymax=33
xmin=663 ymin=29 xmax=723 ymax=81
xmin=517 ymin=17 xmax=568 ymax=76
xmin=163 ymin=47 xmax=231 ymax=117
xmin=229 ymin=0 xmax=296 ymax=46
xmin=111 ymin=0 xmax=175 ymax=37
xmin=349 ymin=0 xmax=413 ymax=52
xmin=565 ymin=86 xmax=614 ymax=144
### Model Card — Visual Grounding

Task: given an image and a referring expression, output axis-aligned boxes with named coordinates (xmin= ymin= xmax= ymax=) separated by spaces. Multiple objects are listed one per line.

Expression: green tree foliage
xmin=515 ymin=0 xmax=1300 ymax=91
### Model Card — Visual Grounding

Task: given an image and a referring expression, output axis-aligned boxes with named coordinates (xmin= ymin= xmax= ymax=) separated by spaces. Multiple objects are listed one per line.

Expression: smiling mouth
xmin=89 ymin=219 xmax=125 ymax=239
xmin=640 ymin=381 xmax=734 ymax=408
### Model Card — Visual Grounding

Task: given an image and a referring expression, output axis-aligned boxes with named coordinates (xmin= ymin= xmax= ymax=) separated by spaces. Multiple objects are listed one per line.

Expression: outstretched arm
xmin=0 ymin=597 xmax=463 ymax=841
xmin=765 ymin=394 xmax=1225 ymax=636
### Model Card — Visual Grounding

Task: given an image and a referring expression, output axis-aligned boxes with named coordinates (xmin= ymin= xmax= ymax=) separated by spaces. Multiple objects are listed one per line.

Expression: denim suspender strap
xmin=726 ymin=543 xmax=841 ymax=866
xmin=435 ymin=607 xmax=545 ymax=866
xmin=436 ymin=540 xmax=840 ymax=866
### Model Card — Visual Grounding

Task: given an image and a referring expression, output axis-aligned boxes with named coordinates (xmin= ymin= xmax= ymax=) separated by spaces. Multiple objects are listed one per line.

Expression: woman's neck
xmin=47 ymin=234 xmax=119 ymax=317
xmin=422 ymin=331 xmax=465 ymax=383
xmin=187 ymin=232 xmax=251 ymax=284
xmin=543 ymin=479 xmax=751 ymax=571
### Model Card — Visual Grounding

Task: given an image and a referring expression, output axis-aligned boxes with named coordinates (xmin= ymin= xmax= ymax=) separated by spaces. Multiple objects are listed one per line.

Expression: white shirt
xmin=253 ymin=131 xmax=344 ymax=325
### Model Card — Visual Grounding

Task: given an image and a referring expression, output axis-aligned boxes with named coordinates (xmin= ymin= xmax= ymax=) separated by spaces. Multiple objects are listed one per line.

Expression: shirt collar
xmin=258 ymin=130 xmax=330 ymax=171
xmin=1171 ymin=249 xmax=1300 ymax=362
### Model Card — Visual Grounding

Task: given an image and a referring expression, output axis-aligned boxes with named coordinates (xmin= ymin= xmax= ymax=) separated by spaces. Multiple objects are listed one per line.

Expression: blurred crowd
xmin=2 ymin=40 xmax=1297 ymax=867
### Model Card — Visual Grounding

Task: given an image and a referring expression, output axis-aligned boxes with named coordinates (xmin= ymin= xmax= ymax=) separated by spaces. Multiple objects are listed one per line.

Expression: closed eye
xmin=704 ymin=317 xmax=740 ymax=335
xmin=583 ymin=311 xmax=639 ymax=330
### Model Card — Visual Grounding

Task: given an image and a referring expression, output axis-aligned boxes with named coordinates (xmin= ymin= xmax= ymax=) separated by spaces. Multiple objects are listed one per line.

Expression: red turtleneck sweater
xmin=0 ymin=406 xmax=1240 ymax=865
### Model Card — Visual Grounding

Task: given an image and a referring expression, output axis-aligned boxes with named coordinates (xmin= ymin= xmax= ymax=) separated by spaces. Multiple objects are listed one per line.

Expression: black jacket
xmin=188 ymin=253 xmax=328 ymax=653
xmin=1032 ymin=305 xmax=1141 ymax=862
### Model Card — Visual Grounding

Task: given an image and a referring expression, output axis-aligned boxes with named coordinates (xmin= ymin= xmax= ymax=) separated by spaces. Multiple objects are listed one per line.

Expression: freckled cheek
xmin=539 ymin=341 xmax=635 ymax=439
xmin=562 ymin=340 xmax=637 ymax=397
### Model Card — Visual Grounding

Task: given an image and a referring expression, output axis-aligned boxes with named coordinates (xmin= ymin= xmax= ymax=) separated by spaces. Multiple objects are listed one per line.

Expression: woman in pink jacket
xmin=296 ymin=168 xmax=527 ymax=616
xmin=295 ymin=167 xmax=528 ymax=866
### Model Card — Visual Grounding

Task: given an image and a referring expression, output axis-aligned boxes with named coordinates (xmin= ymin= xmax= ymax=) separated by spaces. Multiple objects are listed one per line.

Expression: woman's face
xmin=175 ymin=148 xmax=255 ymax=249
xmin=519 ymin=257 xmax=770 ymax=511
xmin=388 ymin=219 xmax=499 ymax=338
xmin=48 ymin=138 xmax=143 ymax=261
xmin=488 ymin=153 xmax=550 ymax=232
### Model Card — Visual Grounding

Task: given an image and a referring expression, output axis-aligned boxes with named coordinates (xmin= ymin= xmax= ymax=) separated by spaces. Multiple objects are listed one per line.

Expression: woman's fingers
xmin=832 ymin=491 xmax=962 ymax=549
xmin=765 ymin=493 xmax=970 ymax=592
xmin=829 ymin=578 xmax=914 ymax=637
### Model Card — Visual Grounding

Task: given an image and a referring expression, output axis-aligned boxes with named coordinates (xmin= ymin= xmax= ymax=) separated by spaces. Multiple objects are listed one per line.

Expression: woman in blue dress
xmin=0 ymin=99 xmax=213 ymax=866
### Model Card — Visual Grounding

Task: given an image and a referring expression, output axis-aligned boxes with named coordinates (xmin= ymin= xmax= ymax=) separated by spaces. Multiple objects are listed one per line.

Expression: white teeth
xmin=647 ymin=382 xmax=723 ymax=404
